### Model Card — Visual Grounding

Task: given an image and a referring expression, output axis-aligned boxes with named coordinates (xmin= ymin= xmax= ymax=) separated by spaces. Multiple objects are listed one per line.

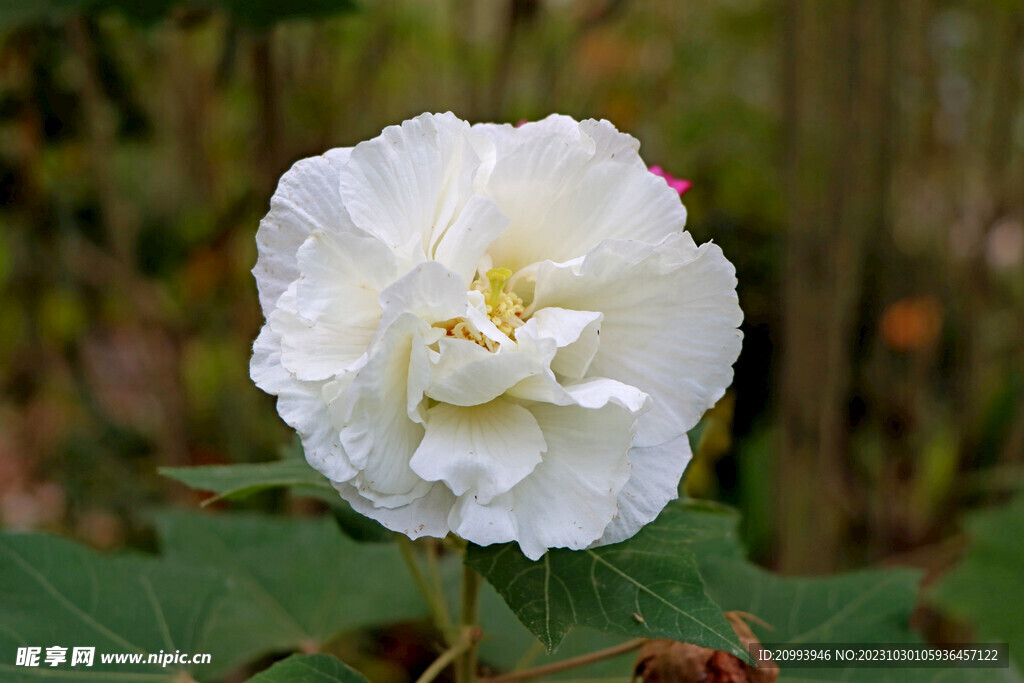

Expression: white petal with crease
xmin=521 ymin=307 xmax=603 ymax=379
xmin=339 ymin=113 xmax=479 ymax=255
xmin=410 ymin=399 xmax=545 ymax=504
xmin=532 ymin=232 xmax=743 ymax=447
xmin=426 ymin=338 xmax=540 ymax=407
xmin=338 ymin=314 xmax=428 ymax=500
xmin=271 ymin=282 xmax=374 ymax=382
xmin=595 ymin=433 xmax=692 ymax=547
xmin=334 ymin=481 xmax=454 ymax=540
xmin=432 ymin=195 xmax=509 ymax=284
xmin=253 ymin=148 xmax=353 ymax=314
xmin=377 ymin=261 xmax=467 ymax=332
xmin=448 ymin=401 xmax=634 ymax=559
xmin=294 ymin=229 xmax=395 ymax=322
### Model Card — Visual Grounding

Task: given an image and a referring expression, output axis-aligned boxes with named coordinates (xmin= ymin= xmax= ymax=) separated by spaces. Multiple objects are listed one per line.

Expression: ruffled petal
xmin=250 ymin=324 xmax=358 ymax=482
xmin=410 ymin=399 xmax=545 ymax=504
xmin=521 ymin=307 xmax=603 ymax=379
xmin=594 ymin=433 xmax=691 ymax=547
xmin=471 ymin=129 xmax=594 ymax=273
xmin=271 ymin=282 xmax=375 ymax=382
xmin=251 ymin=324 xmax=294 ymax=395
xmin=334 ymin=481 xmax=454 ymax=540
xmin=339 ymin=113 xmax=480 ymax=258
xmin=294 ymin=229 xmax=396 ymax=322
xmin=337 ymin=313 xmax=429 ymax=500
xmin=253 ymin=148 xmax=354 ymax=314
xmin=448 ymin=401 xmax=635 ymax=559
xmin=432 ymin=195 xmax=509 ymax=284
xmin=473 ymin=117 xmax=678 ymax=271
xmin=378 ymin=261 xmax=468 ymax=332
xmin=531 ymin=233 xmax=743 ymax=447
xmin=426 ymin=338 xmax=541 ymax=407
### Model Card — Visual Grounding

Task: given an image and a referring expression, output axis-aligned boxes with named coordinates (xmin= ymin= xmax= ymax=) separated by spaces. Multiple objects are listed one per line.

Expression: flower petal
xmin=522 ymin=307 xmax=603 ymax=379
xmin=531 ymin=233 xmax=743 ymax=447
xmin=594 ymin=433 xmax=691 ymax=547
xmin=426 ymin=338 xmax=541 ymax=407
xmin=410 ymin=399 xmax=545 ymax=504
xmin=432 ymin=194 xmax=509 ymax=284
xmin=271 ymin=282 xmax=375 ymax=382
xmin=294 ymin=229 xmax=396 ymax=322
xmin=250 ymin=324 xmax=358 ymax=482
xmin=378 ymin=261 xmax=468 ymax=331
xmin=253 ymin=148 xmax=354 ymax=314
xmin=474 ymin=117 xmax=679 ymax=271
xmin=339 ymin=113 xmax=480 ymax=258
xmin=447 ymin=401 xmax=634 ymax=559
xmin=334 ymin=480 xmax=454 ymax=540
xmin=337 ymin=313 xmax=429 ymax=500
xmin=251 ymin=323 xmax=294 ymax=395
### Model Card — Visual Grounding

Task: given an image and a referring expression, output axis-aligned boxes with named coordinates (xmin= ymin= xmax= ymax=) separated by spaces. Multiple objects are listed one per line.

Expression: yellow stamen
xmin=432 ymin=266 xmax=524 ymax=351
xmin=486 ymin=268 xmax=513 ymax=308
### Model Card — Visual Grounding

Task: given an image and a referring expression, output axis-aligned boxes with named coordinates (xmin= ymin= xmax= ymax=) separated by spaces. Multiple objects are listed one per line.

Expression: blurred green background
xmin=0 ymin=0 xmax=1021 ymax=632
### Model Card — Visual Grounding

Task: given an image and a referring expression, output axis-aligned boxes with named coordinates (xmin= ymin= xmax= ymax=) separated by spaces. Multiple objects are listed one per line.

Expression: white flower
xmin=251 ymin=113 xmax=742 ymax=560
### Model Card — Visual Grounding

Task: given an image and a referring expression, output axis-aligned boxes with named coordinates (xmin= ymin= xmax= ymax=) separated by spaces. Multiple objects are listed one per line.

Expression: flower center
xmin=434 ymin=267 xmax=524 ymax=352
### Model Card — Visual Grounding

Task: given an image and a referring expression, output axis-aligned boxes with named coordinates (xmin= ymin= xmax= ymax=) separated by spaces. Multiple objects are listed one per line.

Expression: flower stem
xmin=397 ymin=535 xmax=452 ymax=642
xmin=416 ymin=627 xmax=477 ymax=683
xmin=455 ymin=563 xmax=482 ymax=682
xmin=478 ymin=638 xmax=648 ymax=683
xmin=425 ymin=538 xmax=453 ymax=634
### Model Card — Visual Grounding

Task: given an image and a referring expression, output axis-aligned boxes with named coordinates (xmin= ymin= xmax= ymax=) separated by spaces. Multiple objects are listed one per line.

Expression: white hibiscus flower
xmin=251 ymin=113 xmax=742 ymax=560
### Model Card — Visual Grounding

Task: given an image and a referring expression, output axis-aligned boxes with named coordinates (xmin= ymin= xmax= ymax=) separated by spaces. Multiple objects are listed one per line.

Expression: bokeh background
xmin=1 ymin=0 xmax=1021 ymax=657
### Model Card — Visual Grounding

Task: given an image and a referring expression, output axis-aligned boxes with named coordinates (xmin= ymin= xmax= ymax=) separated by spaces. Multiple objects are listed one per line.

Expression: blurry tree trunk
xmin=253 ymin=31 xmax=284 ymax=196
xmin=777 ymin=0 xmax=894 ymax=572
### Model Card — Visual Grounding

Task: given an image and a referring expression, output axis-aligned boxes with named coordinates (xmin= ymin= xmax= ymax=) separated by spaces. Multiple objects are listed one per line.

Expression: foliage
xmin=160 ymin=459 xmax=334 ymax=505
xmin=931 ymin=494 xmax=1024 ymax=671
xmin=0 ymin=511 xmax=424 ymax=680
xmin=1 ymin=0 xmax=1022 ymax=679
xmin=4 ymin=454 xmax=1018 ymax=681
xmin=466 ymin=514 xmax=748 ymax=658
xmin=0 ymin=532 xmax=231 ymax=681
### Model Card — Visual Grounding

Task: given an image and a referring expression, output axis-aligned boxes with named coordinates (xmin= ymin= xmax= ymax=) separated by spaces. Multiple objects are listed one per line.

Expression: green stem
xmin=425 ymin=538 xmax=453 ymax=635
xmin=416 ymin=627 xmax=475 ymax=683
xmin=456 ymin=563 xmax=482 ymax=682
xmin=397 ymin=536 xmax=452 ymax=641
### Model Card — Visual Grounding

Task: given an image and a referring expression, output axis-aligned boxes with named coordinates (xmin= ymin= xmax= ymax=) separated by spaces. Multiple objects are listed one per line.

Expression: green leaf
xmin=160 ymin=459 xmax=334 ymax=505
xmin=476 ymin=580 xmax=637 ymax=680
xmin=705 ymin=558 xmax=922 ymax=642
xmin=152 ymin=510 xmax=426 ymax=666
xmin=0 ymin=513 xmax=427 ymax=681
xmin=159 ymin=459 xmax=394 ymax=543
xmin=465 ymin=507 xmax=748 ymax=659
xmin=931 ymin=495 xmax=1024 ymax=671
xmin=248 ymin=653 xmax=368 ymax=682
xmin=472 ymin=502 xmax=1023 ymax=682
xmin=0 ymin=533 xmax=230 ymax=681
xmin=676 ymin=503 xmax=1023 ymax=682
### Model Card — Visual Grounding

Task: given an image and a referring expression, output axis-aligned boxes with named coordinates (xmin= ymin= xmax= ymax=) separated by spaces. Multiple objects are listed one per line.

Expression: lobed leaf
xmin=0 ymin=511 xmax=427 ymax=680
xmin=465 ymin=505 xmax=749 ymax=659
xmin=160 ymin=459 xmax=334 ymax=505
xmin=931 ymin=494 xmax=1024 ymax=672
xmin=151 ymin=510 xmax=426 ymax=667
xmin=0 ymin=533 xmax=229 ymax=681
